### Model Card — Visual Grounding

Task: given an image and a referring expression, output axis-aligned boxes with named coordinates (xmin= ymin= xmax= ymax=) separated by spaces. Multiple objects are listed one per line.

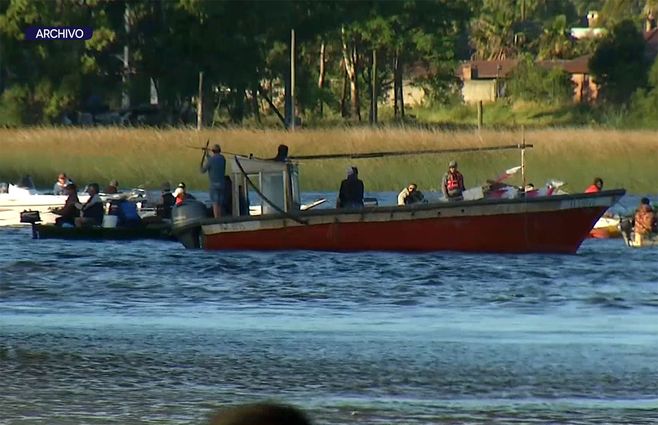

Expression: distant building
xmin=539 ymin=56 xmax=598 ymax=103
xmin=570 ymin=10 xmax=606 ymax=40
xmin=458 ymin=59 xmax=518 ymax=103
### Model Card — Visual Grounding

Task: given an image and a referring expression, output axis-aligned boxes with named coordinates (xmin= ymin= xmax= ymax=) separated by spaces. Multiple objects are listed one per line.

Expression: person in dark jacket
xmin=336 ymin=166 xmax=364 ymax=208
xmin=52 ymin=183 xmax=79 ymax=226
xmin=156 ymin=181 xmax=175 ymax=219
xmin=75 ymin=183 xmax=104 ymax=227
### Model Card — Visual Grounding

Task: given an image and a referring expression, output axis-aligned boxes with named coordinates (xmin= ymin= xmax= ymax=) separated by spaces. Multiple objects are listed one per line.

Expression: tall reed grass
xmin=0 ymin=127 xmax=656 ymax=194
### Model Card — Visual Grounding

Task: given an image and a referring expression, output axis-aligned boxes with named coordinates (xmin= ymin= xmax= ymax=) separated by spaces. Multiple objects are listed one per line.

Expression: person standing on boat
xmin=336 ymin=166 xmax=364 ymax=208
xmin=53 ymin=173 xmax=73 ymax=195
xmin=442 ymin=160 xmax=465 ymax=201
xmin=52 ymin=183 xmax=79 ymax=226
xmin=75 ymin=183 xmax=104 ymax=227
xmin=398 ymin=183 xmax=425 ymax=206
xmin=633 ymin=197 xmax=656 ymax=245
xmin=201 ymin=144 xmax=226 ymax=218
xmin=584 ymin=177 xmax=603 ymax=193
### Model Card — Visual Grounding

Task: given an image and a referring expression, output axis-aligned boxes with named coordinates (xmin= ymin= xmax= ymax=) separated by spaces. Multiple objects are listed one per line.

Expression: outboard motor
xmin=619 ymin=217 xmax=633 ymax=241
xmin=20 ymin=210 xmax=41 ymax=239
xmin=171 ymin=200 xmax=207 ymax=249
xmin=20 ymin=210 xmax=41 ymax=224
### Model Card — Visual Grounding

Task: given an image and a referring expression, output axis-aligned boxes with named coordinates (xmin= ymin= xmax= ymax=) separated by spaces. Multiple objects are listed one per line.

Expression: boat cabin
xmin=228 ymin=156 xmax=301 ymax=216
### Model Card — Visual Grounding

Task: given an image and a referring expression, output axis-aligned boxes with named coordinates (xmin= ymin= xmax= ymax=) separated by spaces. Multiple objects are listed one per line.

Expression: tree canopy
xmin=0 ymin=0 xmax=656 ymax=126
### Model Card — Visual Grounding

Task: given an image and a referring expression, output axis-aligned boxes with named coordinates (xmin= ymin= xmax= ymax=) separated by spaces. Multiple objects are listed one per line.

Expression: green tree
xmin=589 ymin=19 xmax=649 ymax=103
xmin=507 ymin=55 xmax=574 ymax=103
xmin=538 ymin=14 xmax=576 ymax=59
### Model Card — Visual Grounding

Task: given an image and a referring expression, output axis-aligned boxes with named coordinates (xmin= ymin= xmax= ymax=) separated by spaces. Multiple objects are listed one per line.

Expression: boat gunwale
xmin=187 ymin=188 xmax=626 ymax=228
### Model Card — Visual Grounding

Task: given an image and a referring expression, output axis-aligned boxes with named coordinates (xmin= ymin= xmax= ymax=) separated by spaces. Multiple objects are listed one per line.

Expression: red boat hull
xmin=190 ymin=190 xmax=624 ymax=254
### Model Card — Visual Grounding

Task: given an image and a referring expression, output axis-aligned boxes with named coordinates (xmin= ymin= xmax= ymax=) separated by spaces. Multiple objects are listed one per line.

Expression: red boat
xmin=172 ymin=154 xmax=625 ymax=254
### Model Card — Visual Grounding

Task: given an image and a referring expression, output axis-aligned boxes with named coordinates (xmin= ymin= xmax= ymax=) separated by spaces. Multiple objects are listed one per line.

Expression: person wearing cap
xmin=52 ymin=183 xmax=80 ymax=226
xmin=104 ymin=179 xmax=119 ymax=194
xmin=201 ymin=143 xmax=227 ymax=218
xmin=397 ymin=183 xmax=425 ymax=206
xmin=442 ymin=160 xmax=465 ymax=201
xmin=75 ymin=183 xmax=104 ymax=227
xmin=173 ymin=182 xmax=196 ymax=206
xmin=584 ymin=177 xmax=603 ymax=193
xmin=336 ymin=166 xmax=364 ymax=209
xmin=53 ymin=172 xmax=73 ymax=195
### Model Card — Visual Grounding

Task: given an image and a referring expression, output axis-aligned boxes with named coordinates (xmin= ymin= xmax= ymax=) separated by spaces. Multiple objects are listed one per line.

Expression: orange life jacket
xmin=446 ymin=171 xmax=463 ymax=192
xmin=584 ymin=184 xmax=600 ymax=193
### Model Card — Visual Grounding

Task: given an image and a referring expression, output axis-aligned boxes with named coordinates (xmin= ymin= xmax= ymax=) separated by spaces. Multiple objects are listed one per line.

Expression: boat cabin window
xmin=229 ymin=157 xmax=300 ymax=217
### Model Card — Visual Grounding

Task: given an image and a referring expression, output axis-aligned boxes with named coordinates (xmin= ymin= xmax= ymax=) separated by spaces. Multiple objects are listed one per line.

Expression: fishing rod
xmin=288 ymin=143 xmax=534 ymax=161
xmin=186 ymin=145 xmax=260 ymax=159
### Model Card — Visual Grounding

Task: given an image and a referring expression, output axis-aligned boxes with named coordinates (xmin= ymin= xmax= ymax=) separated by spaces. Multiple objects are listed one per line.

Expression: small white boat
xmin=0 ymin=184 xmax=89 ymax=226
xmin=0 ymin=183 xmax=153 ymax=226
xmin=589 ymin=215 xmax=622 ymax=238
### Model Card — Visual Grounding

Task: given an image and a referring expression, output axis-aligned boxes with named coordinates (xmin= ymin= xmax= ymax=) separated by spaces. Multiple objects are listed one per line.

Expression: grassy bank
xmin=0 ymin=127 xmax=657 ymax=194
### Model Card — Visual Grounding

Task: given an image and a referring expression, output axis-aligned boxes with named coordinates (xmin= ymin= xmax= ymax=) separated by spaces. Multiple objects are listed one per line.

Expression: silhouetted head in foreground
xmin=208 ymin=402 xmax=312 ymax=425
xmin=273 ymin=144 xmax=289 ymax=162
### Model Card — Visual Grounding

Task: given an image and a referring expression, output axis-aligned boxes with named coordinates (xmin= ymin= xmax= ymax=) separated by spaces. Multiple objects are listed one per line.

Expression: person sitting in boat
xmin=633 ymin=197 xmax=656 ymax=245
xmin=115 ymin=199 xmax=142 ymax=227
xmin=173 ymin=182 xmax=196 ymax=207
xmin=52 ymin=183 xmax=80 ymax=227
xmin=75 ymin=183 xmax=104 ymax=227
xmin=156 ymin=181 xmax=176 ymax=219
xmin=397 ymin=183 xmax=425 ymax=206
xmin=442 ymin=160 xmax=465 ymax=202
xmin=336 ymin=166 xmax=364 ymax=209
xmin=584 ymin=177 xmax=603 ymax=193
xmin=104 ymin=179 xmax=119 ymax=194
xmin=53 ymin=173 xmax=73 ymax=195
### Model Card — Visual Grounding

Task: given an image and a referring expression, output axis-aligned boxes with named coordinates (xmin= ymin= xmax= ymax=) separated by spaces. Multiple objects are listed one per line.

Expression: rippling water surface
xmin=2 ymin=193 xmax=658 ymax=424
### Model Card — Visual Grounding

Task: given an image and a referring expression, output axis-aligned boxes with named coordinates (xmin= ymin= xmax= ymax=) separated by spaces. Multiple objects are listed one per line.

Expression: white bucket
xmin=102 ymin=215 xmax=119 ymax=228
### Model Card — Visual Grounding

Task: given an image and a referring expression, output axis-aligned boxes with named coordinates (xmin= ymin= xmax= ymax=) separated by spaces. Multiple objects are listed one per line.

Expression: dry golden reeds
xmin=0 ymin=127 xmax=656 ymax=193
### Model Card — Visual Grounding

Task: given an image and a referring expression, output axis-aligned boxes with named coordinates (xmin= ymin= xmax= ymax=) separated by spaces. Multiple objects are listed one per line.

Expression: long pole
xmin=197 ymin=71 xmax=204 ymax=131
xmin=371 ymin=48 xmax=378 ymax=124
xmin=122 ymin=2 xmax=130 ymax=110
xmin=521 ymin=126 xmax=526 ymax=189
xmin=290 ymin=143 xmax=534 ymax=161
xmin=290 ymin=28 xmax=296 ymax=131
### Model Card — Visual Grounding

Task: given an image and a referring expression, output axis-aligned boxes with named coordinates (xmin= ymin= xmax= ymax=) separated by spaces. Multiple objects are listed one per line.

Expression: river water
xmin=1 ymin=193 xmax=657 ymax=425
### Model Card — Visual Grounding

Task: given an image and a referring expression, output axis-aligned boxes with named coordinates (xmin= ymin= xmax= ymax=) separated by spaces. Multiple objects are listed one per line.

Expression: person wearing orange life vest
xmin=584 ymin=177 xmax=603 ymax=193
xmin=173 ymin=182 xmax=196 ymax=206
xmin=633 ymin=197 xmax=656 ymax=245
xmin=442 ymin=160 xmax=465 ymax=201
